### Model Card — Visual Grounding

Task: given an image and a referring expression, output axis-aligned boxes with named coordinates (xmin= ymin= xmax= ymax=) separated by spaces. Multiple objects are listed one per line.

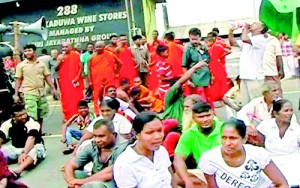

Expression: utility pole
xmin=9 ymin=21 xmax=24 ymax=63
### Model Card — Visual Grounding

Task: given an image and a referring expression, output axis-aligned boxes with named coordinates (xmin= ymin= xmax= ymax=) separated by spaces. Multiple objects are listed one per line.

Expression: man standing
xmin=48 ymin=48 xmax=60 ymax=100
xmin=105 ymin=35 xmax=118 ymax=52
xmin=37 ymin=48 xmax=51 ymax=64
xmin=281 ymin=33 xmax=296 ymax=79
xmin=164 ymin=32 xmax=184 ymax=77
xmin=182 ymin=28 xmax=211 ymax=99
xmin=81 ymin=43 xmax=94 ymax=100
xmin=149 ymin=30 xmax=164 ymax=52
xmin=14 ymin=44 xmax=58 ymax=134
xmin=130 ymin=35 xmax=150 ymax=86
xmin=80 ymin=43 xmax=94 ymax=79
xmin=115 ymin=34 xmax=138 ymax=83
xmin=63 ymin=119 xmax=127 ymax=188
xmin=229 ymin=22 xmax=267 ymax=105
xmin=89 ymin=41 xmax=122 ymax=115
xmin=57 ymin=42 xmax=84 ymax=122
xmin=263 ymin=30 xmax=284 ymax=90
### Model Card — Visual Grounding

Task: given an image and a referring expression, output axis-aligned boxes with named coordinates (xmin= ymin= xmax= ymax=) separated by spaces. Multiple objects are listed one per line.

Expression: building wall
xmin=0 ymin=0 xmax=146 ymax=51
xmin=142 ymin=0 xmax=157 ymax=40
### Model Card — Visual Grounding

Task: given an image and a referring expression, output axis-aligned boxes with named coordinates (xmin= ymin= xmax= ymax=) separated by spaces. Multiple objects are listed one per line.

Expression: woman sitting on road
xmin=256 ymin=99 xmax=300 ymax=185
xmin=200 ymin=118 xmax=289 ymax=188
xmin=113 ymin=111 xmax=174 ymax=188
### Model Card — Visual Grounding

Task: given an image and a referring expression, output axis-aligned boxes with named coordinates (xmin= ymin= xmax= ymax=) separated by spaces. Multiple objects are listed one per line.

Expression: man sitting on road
xmin=0 ymin=104 xmax=46 ymax=178
xmin=173 ymin=102 xmax=223 ymax=187
xmin=63 ymin=119 xmax=127 ymax=188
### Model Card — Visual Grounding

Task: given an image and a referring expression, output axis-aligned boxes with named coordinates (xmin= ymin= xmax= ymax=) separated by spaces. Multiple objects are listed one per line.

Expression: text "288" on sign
xmin=57 ymin=4 xmax=78 ymax=16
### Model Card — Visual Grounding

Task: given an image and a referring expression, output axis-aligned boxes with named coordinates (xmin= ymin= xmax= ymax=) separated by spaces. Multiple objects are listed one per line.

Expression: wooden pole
xmin=10 ymin=21 xmax=22 ymax=63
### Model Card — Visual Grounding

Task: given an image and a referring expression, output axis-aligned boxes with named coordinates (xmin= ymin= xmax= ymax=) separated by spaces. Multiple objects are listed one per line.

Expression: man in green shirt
xmin=182 ymin=28 xmax=211 ymax=98
xmin=159 ymin=61 xmax=208 ymax=129
xmin=174 ymin=102 xmax=223 ymax=187
xmin=81 ymin=43 xmax=94 ymax=77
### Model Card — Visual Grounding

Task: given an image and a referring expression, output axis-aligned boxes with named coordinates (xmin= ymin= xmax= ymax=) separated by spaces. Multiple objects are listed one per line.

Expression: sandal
xmin=41 ymin=132 xmax=52 ymax=136
xmin=63 ymin=146 xmax=74 ymax=155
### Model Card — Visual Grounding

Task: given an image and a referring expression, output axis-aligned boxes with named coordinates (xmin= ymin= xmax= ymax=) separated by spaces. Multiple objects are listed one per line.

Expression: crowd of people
xmin=0 ymin=20 xmax=300 ymax=188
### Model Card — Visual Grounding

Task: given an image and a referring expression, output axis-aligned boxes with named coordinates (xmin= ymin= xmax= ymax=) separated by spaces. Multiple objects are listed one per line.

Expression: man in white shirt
xmin=104 ymin=85 xmax=138 ymax=119
xmin=73 ymin=98 xmax=133 ymax=155
xmin=263 ymin=31 xmax=284 ymax=91
xmin=229 ymin=22 xmax=267 ymax=105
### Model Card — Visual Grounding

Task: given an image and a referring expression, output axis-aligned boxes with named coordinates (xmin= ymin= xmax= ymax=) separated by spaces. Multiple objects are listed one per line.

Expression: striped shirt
xmin=281 ymin=40 xmax=294 ymax=56
xmin=156 ymin=60 xmax=172 ymax=95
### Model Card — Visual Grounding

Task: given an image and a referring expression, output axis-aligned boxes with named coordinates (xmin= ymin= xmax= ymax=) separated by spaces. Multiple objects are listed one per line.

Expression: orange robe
xmin=167 ymin=41 xmax=184 ymax=77
xmin=58 ymin=51 xmax=84 ymax=121
xmin=148 ymin=52 xmax=159 ymax=90
xmin=105 ymin=45 xmax=117 ymax=53
xmin=116 ymin=46 xmax=138 ymax=84
xmin=89 ymin=50 xmax=116 ymax=115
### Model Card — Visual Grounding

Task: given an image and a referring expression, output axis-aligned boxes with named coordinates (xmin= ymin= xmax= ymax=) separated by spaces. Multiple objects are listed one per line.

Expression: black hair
xmin=100 ymin=98 xmax=120 ymax=111
xmin=50 ymin=48 xmax=58 ymax=52
xmin=132 ymin=35 xmax=142 ymax=41
xmin=152 ymin=30 xmax=159 ymax=35
xmin=273 ymin=99 xmax=291 ymax=113
xmin=212 ymin=27 xmax=220 ymax=34
xmin=110 ymin=35 xmax=118 ymax=40
xmin=207 ymin=31 xmax=218 ymax=38
xmin=189 ymin=28 xmax=201 ymax=37
xmin=156 ymin=45 xmax=168 ymax=55
xmin=11 ymin=104 xmax=25 ymax=116
xmin=41 ymin=48 xmax=47 ymax=55
xmin=130 ymin=86 xmax=141 ymax=97
xmin=120 ymin=78 xmax=129 ymax=86
xmin=93 ymin=118 xmax=115 ymax=133
xmin=78 ymin=100 xmax=88 ymax=108
xmin=119 ymin=34 xmax=127 ymax=37
xmin=192 ymin=102 xmax=211 ymax=114
xmin=164 ymin=32 xmax=175 ymax=41
xmin=132 ymin=111 xmax=161 ymax=134
xmin=23 ymin=44 xmax=37 ymax=51
xmin=222 ymin=118 xmax=247 ymax=138
xmin=87 ymin=42 xmax=94 ymax=46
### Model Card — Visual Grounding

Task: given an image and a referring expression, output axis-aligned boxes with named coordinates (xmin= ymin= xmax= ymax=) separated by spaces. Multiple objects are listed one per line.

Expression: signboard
xmin=0 ymin=0 xmax=145 ymax=51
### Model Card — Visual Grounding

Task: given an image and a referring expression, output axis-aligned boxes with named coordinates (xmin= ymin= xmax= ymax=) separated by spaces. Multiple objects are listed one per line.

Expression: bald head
xmin=62 ymin=41 xmax=72 ymax=54
xmin=249 ymin=21 xmax=266 ymax=36
xmin=95 ymin=41 xmax=106 ymax=54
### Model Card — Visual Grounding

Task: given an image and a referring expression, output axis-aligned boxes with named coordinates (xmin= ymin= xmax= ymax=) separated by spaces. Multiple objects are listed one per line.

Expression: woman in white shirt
xmin=200 ymin=118 xmax=288 ymax=188
xmin=257 ymin=99 xmax=300 ymax=185
xmin=113 ymin=111 xmax=173 ymax=188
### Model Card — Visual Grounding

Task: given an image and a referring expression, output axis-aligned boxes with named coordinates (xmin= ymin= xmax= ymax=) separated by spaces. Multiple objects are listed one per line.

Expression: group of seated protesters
xmin=1 ymin=62 xmax=300 ymax=188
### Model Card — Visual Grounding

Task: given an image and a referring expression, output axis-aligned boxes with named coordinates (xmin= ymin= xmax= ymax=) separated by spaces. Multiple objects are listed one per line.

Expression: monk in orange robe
xmin=133 ymin=77 xmax=150 ymax=98
xmin=57 ymin=42 xmax=84 ymax=121
xmin=114 ymin=34 xmax=138 ymax=84
xmin=89 ymin=41 xmax=122 ymax=115
xmin=164 ymin=32 xmax=184 ymax=77
xmin=105 ymin=35 xmax=118 ymax=52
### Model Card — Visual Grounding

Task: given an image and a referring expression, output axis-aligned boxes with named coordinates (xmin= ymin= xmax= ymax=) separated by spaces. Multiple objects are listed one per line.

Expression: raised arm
xmin=176 ymin=61 xmax=207 ymax=89
xmin=113 ymin=55 xmax=122 ymax=74
xmin=228 ymin=27 xmax=239 ymax=47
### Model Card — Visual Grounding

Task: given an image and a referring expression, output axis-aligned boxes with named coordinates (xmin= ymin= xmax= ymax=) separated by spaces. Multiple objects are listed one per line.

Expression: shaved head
xmin=62 ymin=41 xmax=72 ymax=53
xmin=95 ymin=41 xmax=106 ymax=54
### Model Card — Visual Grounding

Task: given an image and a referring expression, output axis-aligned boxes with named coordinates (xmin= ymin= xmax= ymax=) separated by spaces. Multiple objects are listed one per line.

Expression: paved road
xmin=7 ymin=54 xmax=300 ymax=188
